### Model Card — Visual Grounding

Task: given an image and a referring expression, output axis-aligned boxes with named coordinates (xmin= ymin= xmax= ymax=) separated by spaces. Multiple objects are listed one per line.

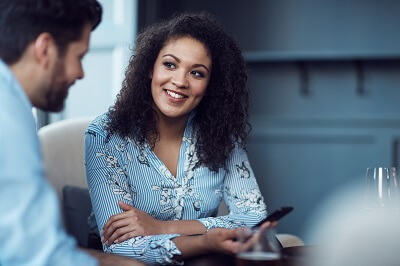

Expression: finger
xmin=224 ymin=239 xmax=240 ymax=255
xmin=224 ymin=228 xmax=239 ymax=240
xmin=231 ymin=241 xmax=240 ymax=254
xmin=240 ymin=234 xmax=260 ymax=251
xmin=103 ymin=218 xmax=132 ymax=241
xmin=102 ymin=211 xmax=134 ymax=233
xmin=119 ymin=201 xmax=134 ymax=211
xmin=115 ymin=231 xmax=139 ymax=243
xmin=103 ymin=210 xmax=135 ymax=228
xmin=236 ymin=227 xmax=252 ymax=242
xmin=211 ymin=228 xmax=240 ymax=242
xmin=106 ymin=225 xmax=135 ymax=246
xmin=103 ymin=219 xmax=131 ymax=242
xmin=259 ymin=221 xmax=272 ymax=230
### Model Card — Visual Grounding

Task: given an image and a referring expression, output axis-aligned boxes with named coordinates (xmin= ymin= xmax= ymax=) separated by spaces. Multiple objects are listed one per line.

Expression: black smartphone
xmin=253 ymin=206 xmax=293 ymax=228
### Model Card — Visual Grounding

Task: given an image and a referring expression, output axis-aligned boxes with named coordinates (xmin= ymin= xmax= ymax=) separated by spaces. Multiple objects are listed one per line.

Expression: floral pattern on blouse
xmin=84 ymin=112 xmax=267 ymax=264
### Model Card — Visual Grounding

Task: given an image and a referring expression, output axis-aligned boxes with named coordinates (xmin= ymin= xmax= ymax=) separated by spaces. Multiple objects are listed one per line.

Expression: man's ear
xmin=33 ymin=32 xmax=57 ymax=69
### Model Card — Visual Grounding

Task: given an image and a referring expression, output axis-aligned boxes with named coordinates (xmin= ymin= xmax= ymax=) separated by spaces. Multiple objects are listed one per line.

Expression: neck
xmin=8 ymin=46 xmax=43 ymax=105
xmin=156 ymin=111 xmax=189 ymax=142
xmin=9 ymin=63 xmax=33 ymax=97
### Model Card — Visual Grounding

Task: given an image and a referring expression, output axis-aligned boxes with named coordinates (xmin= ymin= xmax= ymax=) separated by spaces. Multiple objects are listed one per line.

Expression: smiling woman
xmin=151 ymin=37 xmax=211 ymax=129
xmin=84 ymin=11 xmax=268 ymax=265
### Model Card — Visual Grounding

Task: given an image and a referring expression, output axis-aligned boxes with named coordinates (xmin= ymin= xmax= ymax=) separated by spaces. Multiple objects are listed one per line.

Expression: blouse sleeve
xmin=84 ymin=121 xmax=182 ymax=265
xmin=197 ymin=144 xmax=267 ymax=229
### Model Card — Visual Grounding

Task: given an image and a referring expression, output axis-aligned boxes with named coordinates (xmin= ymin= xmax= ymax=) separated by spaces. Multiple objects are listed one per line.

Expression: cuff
xmin=149 ymin=234 xmax=183 ymax=265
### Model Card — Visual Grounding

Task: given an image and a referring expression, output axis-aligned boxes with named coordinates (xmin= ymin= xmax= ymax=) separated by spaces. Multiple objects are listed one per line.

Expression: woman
xmin=85 ymin=11 xmax=267 ymax=264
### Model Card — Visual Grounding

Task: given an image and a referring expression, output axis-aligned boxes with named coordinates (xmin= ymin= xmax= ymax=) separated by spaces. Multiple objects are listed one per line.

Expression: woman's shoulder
xmin=229 ymin=141 xmax=248 ymax=159
xmin=86 ymin=112 xmax=109 ymax=138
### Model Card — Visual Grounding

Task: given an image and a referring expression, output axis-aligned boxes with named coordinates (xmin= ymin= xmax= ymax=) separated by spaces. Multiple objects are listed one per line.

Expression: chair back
xmin=38 ymin=117 xmax=95 ymax=247
xmin=38 ymin=117 xmax=93 ymax=201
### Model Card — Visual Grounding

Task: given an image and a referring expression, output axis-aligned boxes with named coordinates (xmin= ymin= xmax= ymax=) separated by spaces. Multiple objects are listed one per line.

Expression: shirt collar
xmin=183 ymin=111 xmax=196 ymax=139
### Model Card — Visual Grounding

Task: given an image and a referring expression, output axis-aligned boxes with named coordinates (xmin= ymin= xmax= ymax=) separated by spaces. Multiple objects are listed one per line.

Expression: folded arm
xmin=84 ymin=126 xmax=205 ymax=264
xmin=102 ymin=201 xmax=206 ymax=245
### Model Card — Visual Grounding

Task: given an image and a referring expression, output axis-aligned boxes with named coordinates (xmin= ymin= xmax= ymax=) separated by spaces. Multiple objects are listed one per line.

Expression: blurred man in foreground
xmin=0 ymin=0 xmax=142 ymax=265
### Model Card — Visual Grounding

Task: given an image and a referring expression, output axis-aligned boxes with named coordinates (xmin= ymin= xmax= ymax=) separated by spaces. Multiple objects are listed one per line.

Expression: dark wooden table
xmin=184 ymin=246 xmax=322 ymax=266
xmin=185 ymin=253 xmax=235 ymax=266
xmin=281 ymin=246 xmax=325 ymax=266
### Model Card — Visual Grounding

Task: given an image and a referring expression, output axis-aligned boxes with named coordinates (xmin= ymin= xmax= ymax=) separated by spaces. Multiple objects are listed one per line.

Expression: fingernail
xmin=100 ymin=229 xmax=104 ymax=235
xmin=101 ymin=237 xmax=104 ymax=242
xmin=105 ymin=241 xmax=109 ymax=245
xmin=114 ymin=239 xmax=119 ymax=244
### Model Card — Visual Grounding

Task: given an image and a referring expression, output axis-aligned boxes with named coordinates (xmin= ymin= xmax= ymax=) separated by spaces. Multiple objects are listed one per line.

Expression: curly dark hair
xmin=106 ymin=11 xmax=250 ymax=172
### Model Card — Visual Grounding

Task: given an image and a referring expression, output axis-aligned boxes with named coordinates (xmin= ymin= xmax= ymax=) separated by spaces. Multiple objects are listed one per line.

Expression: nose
xmin=77 ymin=64 xmax=84 ymax=80
xmin=171 ymin=70 xmax=188 ymax=88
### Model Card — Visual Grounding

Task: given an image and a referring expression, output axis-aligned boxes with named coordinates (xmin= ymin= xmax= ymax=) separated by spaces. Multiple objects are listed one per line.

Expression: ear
xmin=33 ymin=32 xmax=57 ymax=69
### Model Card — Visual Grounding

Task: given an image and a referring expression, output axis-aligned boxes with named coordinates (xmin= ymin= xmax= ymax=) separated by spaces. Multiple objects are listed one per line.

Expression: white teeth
xmin=166 ymin=90 xmax=184 ymax=99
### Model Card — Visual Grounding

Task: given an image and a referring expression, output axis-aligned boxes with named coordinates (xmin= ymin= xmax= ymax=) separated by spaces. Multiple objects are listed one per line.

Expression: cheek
xmin=64 ymin=58 xmax=81 ymax=78
xmin=52 ymin=61 xmax=65 ymax=83
xmin=150 ymin=73 xmax=161 ymax=92
xmin=152 ymin=68 xmax=170 ymax=85
xmin=150 ymin=78 xmax=161 ymax=102
xmin=193 ymin=81 xmax=209 ymax=98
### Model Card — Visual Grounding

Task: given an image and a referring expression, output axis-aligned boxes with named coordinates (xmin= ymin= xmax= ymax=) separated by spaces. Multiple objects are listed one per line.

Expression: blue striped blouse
xmin=84 ymin=112 xmax=267 ymax=264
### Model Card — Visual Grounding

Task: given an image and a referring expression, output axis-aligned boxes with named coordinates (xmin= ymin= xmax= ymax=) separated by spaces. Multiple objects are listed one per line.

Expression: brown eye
xmin=191 ymin=70 xmax=204 ymax=78
xmin=163 ymin=62 xmax=176 ymax=69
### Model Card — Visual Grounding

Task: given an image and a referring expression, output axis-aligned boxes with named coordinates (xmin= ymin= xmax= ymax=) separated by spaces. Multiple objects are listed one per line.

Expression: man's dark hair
xmin=0 ymin=0 xmax=102 ymax=64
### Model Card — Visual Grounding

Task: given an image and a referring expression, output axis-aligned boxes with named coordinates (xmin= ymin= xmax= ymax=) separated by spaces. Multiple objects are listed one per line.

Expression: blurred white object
xmin=306 ymin=181 xmax=400 ymax=266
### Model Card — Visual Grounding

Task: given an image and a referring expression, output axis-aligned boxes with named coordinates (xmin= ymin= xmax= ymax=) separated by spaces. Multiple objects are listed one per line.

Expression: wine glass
xmin=364 ymin=167 xmax=400 ymax=212
xmin=236 ymin=226 xmax=282 ymax=266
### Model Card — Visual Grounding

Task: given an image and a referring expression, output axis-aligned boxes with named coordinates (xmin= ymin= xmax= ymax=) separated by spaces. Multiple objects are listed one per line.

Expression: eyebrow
xmin=163 ymin=54 xmax=210 ymax=73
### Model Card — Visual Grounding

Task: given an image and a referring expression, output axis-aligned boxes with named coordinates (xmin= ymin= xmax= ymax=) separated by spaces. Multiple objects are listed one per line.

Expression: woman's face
xmin=150 ymin=36 xmax=212 ymax=121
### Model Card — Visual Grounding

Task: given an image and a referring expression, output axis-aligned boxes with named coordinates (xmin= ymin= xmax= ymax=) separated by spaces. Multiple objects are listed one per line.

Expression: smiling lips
xmin=165 ymin=89 xmax=187 ymax=100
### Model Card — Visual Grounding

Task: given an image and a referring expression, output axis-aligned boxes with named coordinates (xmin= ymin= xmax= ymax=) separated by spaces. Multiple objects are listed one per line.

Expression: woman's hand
xmin=172 ymin=222 xmax=278 ymax=260
xmin=203 ymin=221 xmax=277 ymax=255
xmin=172 ymin=227 xmax=240 ymax=260
xmin=101 ymin=201 xmax=163 ymax=246
xmin=203 ymin=228 xmax=240 ymax=255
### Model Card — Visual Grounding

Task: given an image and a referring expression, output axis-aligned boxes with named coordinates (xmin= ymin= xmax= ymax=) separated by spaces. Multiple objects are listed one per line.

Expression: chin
xmin=40 ymin=105 xmax=64 ymax=113
xmin=41 ymin=99 xmax=65 ymax=112
xmin=51 ymin=105 xmax=65 ymax=113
